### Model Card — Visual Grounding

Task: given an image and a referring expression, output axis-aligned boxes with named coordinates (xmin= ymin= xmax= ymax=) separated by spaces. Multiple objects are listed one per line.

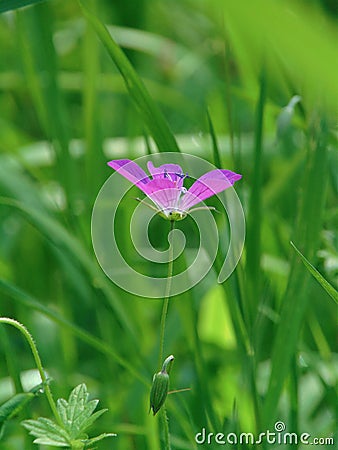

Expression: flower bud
xmin=149 ymin=355 xmax=174 ymax=416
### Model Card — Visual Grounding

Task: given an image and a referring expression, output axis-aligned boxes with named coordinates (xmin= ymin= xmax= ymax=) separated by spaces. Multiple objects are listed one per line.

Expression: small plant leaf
xmin=22 ymin=417 xmax=71 ymax=447
xmin=76 ymin=408 xmax=107 ymax=435
xmin=0 ymin=380 xmax=49 ymax=440
xmin=56 ymin=384 xmax=107 ymax=440
xmin=83 ymin=432 xmax=117 ymax=447
xmin=22 ymin=383 xmax=114 ymax=447
xmin=0 ymin=393 xmax=34 ymax=424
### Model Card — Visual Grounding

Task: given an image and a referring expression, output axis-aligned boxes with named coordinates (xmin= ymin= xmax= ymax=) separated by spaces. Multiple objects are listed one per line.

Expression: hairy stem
xmin=0 ymin=317 xmax=61 ymax=425
xmin=161 ymin=407 xmax=171 ymax=450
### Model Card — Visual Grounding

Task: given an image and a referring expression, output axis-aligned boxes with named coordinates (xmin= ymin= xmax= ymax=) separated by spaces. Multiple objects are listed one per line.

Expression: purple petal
xmin=147 ymin=161 xmax=185 ymax=187
xmin=180 ymin=169 xmax=242 ymax=210
xmin=143 ymin=178 xmax=181 ymax=210
xmin=107 ymin=159 xmax=150 ymax=193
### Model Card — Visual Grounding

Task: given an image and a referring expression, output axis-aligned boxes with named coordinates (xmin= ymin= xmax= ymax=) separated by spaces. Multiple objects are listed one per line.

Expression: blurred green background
xmin=0 ymin=0 xmax=337 ymax=449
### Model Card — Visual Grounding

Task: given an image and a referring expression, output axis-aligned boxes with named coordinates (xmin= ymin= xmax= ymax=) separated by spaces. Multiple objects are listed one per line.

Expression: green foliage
xmin=22 ymin=384 xmax=116 ymax=448
xmin=0 ymin=381 xmax=45 ymax=439
xmin=0 ymin=0 xmax=336 ymax=448
xmin=79 ymin=0 xmax=180 ymax=153
xmin=291 ymin=241 xmax=338 ymax=304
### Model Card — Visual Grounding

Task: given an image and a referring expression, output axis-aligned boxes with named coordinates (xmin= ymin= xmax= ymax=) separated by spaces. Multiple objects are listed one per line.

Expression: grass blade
xmin=245 ymin=69 xmax=266 ymax=324
xmin=78 ymin=0 xmax=180 ymax=153
xmin=0 ymin=278 xmax=148 ymax=385
xmin=206 ymin=109 xmax=222 ymax=168
xmin=262 ymin=119 xmax=329 ymax=427
xmin=291 ymin=241 xmax=338 ymax=304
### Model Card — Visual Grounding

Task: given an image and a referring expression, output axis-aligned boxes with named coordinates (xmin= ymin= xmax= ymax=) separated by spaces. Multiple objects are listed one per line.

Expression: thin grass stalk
xmin=246 ymin=68 xmax=266 ymax=326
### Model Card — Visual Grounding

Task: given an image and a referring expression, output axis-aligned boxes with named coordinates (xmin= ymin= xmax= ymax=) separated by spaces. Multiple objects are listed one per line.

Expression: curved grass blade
xmin=291 ymin=241 xmax=338 ymax=304
xmin=0 ymin=195 xmax=137 ymax=342
xmin=78 ymin=0 xmax=180 ymax=153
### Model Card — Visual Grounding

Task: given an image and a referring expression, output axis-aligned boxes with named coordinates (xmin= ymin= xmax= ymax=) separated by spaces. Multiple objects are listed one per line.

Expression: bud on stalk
xmin=149 ymin=355 xmax=174 ymax=415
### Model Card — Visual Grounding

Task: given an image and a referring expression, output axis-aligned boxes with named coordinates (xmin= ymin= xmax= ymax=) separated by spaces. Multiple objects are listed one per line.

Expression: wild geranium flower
xmin=108 ymin=159 xmax=242 ymax=221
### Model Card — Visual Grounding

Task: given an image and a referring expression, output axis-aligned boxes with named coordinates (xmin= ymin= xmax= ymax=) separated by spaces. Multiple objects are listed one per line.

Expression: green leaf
xmin=83 ymin=432 xmax=117 ymax=447
xmin=207 ymin=109 xmax=222 ymax=168
xmin=78 ymin=0 xmax=180 ymax=153
xmin=0 ymin=0 xmax=48 ymax=13
xmin=291 ymin=241 xmax=338 ymax=304
xmin=0 ymin=380 xmax=48 ymax=439
xmin=0 ymin=393 xmax=34 ymax=424
xmin=75 ymin=408 xmax=107 ymax=439
xmin=22 ymin=417 xmax=70 ymax=447
xmin=57 ymin=384 xmax=107 ymax=440
xmin=22 ymin=384 xmax=114 ymax=447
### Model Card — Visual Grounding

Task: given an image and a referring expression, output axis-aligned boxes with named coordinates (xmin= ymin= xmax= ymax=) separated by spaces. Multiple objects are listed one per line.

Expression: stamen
xmin=175 ymin=172 xmax=189 ymax=179
xmin=175 ymin=172 xmax=185 ymax=179
xmin=163 ymin=170 xmax=173 ymax=181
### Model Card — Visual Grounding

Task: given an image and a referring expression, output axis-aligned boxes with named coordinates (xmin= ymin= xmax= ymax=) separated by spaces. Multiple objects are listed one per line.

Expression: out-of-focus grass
xmin=0 ymin=0 xmax=337 ymax=449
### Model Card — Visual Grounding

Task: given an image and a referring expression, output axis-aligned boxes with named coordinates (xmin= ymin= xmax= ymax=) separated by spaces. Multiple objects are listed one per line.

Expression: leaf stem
xmin=0 ymin=317 xmax=61 ymax=425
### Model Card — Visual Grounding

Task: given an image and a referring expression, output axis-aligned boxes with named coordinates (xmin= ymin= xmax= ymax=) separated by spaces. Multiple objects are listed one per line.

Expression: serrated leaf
xmin=22 ymin=417 xmax=70 ymax=447
xmin=67 ymin=384 xmax=89 ymax=427
xmin=57 ymin=398 xmax=69 ymax=429
xmin=56 ymin=384 xmax=106 ymax=440
xmin=32 ymin=436 xmax=70 ymax=447
xmin=70 ymin=402 xmax=102 ymax=438
xmin=69 ymin=384 xmax=89 ymax=409
xmin=76 ymin=408 xmax=107 ymax=436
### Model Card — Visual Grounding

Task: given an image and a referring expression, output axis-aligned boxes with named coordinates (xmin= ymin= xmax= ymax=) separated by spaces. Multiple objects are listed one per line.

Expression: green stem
xmin=158 ymin=220 xmax=175 ymax=370
xmin=157 ymin=220 xmax=175 ymax=450
xmin=161 ymin=407 xmax=171 ymax=450
xmin=0 ymin=317 xmax=61 ymax=425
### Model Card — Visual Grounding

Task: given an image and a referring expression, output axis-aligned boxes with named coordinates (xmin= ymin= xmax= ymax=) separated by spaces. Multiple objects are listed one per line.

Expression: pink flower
xmin=107 ymin=159 xmax=242 ymax=221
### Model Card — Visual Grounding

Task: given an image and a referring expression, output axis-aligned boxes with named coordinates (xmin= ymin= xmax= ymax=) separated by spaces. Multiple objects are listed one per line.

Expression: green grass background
xmin=0 ymin=0 xmax=337 ymax=448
